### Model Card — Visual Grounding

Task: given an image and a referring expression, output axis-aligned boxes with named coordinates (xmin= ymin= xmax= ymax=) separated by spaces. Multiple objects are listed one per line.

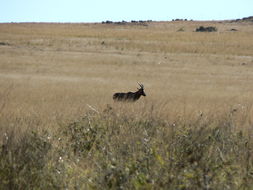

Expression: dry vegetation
xmin=0 ymin=20 xmax=253 ymax=189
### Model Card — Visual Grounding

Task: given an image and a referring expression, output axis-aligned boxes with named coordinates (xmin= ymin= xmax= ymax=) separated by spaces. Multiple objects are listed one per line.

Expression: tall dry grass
xmin=1 ymin=104 xmax=253 ymax=189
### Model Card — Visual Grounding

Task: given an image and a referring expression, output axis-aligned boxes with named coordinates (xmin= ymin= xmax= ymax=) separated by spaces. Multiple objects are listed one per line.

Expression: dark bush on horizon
xmin=196 ymin=26 xmax=217 ymax=32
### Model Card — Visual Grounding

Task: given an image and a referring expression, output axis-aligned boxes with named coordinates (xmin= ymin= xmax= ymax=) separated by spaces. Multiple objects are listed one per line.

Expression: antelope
xmin=113 ymin=83 xmax=146 ymax=102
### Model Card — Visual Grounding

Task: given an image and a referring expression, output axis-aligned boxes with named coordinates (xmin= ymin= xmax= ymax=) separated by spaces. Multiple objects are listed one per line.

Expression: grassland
xmin=0 ymin=20 xmax=253 ymax=189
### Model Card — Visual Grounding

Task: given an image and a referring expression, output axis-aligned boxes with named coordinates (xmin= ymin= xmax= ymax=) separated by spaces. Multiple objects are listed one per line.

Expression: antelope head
xmin=137 ymin=82 xmax=146 ymax=97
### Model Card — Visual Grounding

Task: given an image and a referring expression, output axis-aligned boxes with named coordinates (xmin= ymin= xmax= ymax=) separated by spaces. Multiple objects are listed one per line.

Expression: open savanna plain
xmin=1 ymin=20 xmax=253 ymax=189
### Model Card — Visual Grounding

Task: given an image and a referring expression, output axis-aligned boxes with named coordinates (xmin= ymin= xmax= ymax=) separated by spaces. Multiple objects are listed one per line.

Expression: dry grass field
xmin=1 ymin=20 xmax=253 ymax=189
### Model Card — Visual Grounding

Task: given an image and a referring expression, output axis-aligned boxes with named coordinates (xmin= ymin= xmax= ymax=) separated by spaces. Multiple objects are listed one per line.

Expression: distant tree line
xmin=102 ymin=20 xmax=153 ymax=25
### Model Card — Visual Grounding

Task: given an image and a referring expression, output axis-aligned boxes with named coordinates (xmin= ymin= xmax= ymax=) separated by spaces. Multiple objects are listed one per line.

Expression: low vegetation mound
xmin=1 ymin=109 xmax=253 ymax=189
xmin=0 ymin=42 xmax=10 ymax=46
xmin=196 ymin=26 xmax=217 ymax=32
xmin=234 ymin=16 xmax=253 ymax=23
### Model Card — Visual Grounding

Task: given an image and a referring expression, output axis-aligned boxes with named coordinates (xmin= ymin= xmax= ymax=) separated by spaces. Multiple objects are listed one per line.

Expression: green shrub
xmin=0 ymin=130 xmax=67 ymax=189
xmin=1 ymin=111 xmax=253 ymax=189
xmin=196 ymin=26 xmax=217 ymax=32
xmin=60 ymin=111 xmax=253 ymax=189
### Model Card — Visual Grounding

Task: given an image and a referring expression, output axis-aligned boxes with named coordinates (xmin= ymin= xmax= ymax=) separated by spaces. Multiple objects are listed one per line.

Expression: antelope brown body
xmin=113 ymin=83 xmax=146 ymax=102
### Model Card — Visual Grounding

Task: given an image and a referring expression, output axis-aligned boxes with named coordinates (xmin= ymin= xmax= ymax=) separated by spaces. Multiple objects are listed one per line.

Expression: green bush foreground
xmin=1 ymin=110 xmax=253 ymax=189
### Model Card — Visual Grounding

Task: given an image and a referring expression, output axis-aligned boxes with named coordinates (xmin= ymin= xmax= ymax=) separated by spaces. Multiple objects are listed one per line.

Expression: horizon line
xmin=0 ymin=16 xmax=252 ymax=24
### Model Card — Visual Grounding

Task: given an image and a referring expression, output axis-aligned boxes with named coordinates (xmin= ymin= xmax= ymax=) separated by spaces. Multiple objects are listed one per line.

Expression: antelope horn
xmin=137 ymin=82 xmax=144 ymax=89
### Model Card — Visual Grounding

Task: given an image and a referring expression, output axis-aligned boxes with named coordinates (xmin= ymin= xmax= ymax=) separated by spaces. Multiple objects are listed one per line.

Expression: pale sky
xmin=0 ymin=0 xmax=252 ymax=23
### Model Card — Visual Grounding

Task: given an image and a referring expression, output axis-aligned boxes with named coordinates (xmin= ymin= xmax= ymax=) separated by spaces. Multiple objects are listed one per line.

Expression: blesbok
xmin=113 ymin=83 xmax=146 ymax=102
